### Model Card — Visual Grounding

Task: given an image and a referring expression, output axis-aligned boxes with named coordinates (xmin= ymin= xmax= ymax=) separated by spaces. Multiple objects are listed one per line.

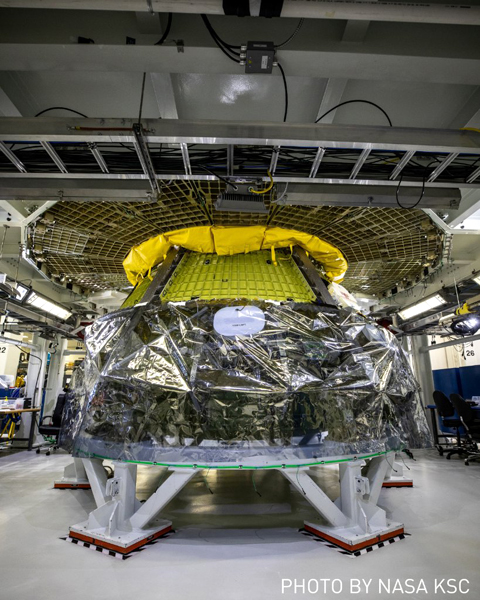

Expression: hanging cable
xmin=395 ymin=173 xmax=426 ymax=210
xmin=201 ymin=15 xmax=241 ymax=63
xmin=35 ymin=107 xmax=88 ymax=118
xmin=202 ymin=468 xmax=213 ymax=494
xmin=275 ymin=18 xmax=304 ymax=48
xmin=199 ymin=165 xmax=238 ymax=190
xmin=273 ymin=183 xmax=289 ymax=204
xmin=385 ymin=452 xmax=398 ymax=474
xmin=155 ymin=13 xmax=172 ymax=45
xmin=461 ymin=127 xmax=480 ymax=134
xmin=201 ymin=14 xmax=240 ymax=50
xmin=315 ymin=99 xmax=393 ymax=127
xmin=395 ymin=160 xmax=437 ymax=209
xmin=249 ymin=170 xmax=274 ymax=195
xmin=296 ymin=466 xmax=307 ymax=495
xmin=138 ymin=72 xmax=147 ymax=124
xmin=251 ymin=471 xmax=262 ymax=497
xmin=277 ymin=63 xmax=288 ymax=122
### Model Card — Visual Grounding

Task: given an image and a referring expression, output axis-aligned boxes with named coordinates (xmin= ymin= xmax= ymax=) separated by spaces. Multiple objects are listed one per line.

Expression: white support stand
xmin=68 ymin=459 xmax=197 ymax=555
xmin=281 ymin=456 xmax=404 ymax=552
xmin=54 ymin=458 xmax=91 ymax=489
xmin=382 ymin=455 xmax=413 ymax=488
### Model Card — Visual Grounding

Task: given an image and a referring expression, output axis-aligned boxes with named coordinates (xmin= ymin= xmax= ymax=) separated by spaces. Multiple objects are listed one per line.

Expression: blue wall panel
xmin=433 ymin=365 xmax=480 ymax=399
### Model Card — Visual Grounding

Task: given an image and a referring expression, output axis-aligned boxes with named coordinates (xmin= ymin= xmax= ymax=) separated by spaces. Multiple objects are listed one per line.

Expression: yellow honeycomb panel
xmin=160 ymin=250 xmax=316 ymax=303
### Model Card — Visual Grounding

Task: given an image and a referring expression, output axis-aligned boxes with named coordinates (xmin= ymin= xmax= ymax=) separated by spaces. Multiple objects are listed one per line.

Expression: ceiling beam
xmin=0 ymin=179 xmax=461 ymax=210
xmin=341 ymin=0 xmax=377 ymax=43
xmin=1 ymin=45 xmax=479 ymax=85
xmin=0 ymin=87 xmax=21 ymax=117
xmin=0 ymin=119 xmax=479 ymax=190
xmin=150 ymin=73 xmax=179 ymax=120
xmin=438 ymin=108 xmax=480 ymax=228
xmin=342 ymin=20 xmax=371 ymax=43
xmin=378 ymin=254 xmax=480 ymax=309
xmin=447 ymin=87 xmax=480 ymax=130
xmin=135 ymin=11 xmax=161 ymax=34
xmin=1 ymin=118 xmax=479 ymax=153
xmin=315 ymin=79 xmax=348 ymax=125
xmin=23 ymin=200 xmax=59 ymax=226
xmin=281 ymin=184 xmax=460 ymax=210
xmin=1 ymin=1 xmax=480 ymax=26
xmin=0 ymin=200 xmax=27 ymax=223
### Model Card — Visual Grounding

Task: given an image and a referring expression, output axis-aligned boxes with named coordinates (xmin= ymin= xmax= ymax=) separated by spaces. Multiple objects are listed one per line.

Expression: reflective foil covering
xmin=62 ymin=302 xmax=431 ymax=465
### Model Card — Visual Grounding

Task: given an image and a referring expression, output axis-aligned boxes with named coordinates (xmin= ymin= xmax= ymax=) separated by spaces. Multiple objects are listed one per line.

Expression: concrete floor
xmin=1 ymin=449 xmax=479 ymax=600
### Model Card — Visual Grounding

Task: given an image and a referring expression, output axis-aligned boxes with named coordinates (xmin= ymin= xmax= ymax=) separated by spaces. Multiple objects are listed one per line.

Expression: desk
xmin=0 ymin=408 xmax=40 ymax=451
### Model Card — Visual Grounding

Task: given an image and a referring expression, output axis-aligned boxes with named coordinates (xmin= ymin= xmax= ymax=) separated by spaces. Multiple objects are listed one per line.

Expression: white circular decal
xmin=213 ymin=306 xmax=265 ymax=337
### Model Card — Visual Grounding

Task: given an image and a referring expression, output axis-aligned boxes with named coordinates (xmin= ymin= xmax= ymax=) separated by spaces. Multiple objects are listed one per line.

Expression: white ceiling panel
xmin=332 ymin=80 xmax=478 ymax=128
xmin=172 ymin=73 xmax=328 ymax=122
xmin=0 ymin=71 xmax=160 ymax=119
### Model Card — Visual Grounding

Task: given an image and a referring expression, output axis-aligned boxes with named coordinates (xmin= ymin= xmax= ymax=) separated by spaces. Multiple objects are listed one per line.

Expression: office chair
xmin=432 ymin=390 xmax=466 ymax=459
xmin=449 ymin=393 xmax=480 ymax=466
xmin=36 ymin=393 xmax=66 ymax=456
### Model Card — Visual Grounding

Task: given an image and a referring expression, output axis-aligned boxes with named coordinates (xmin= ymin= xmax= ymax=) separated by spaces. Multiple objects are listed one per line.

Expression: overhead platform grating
xmin=26 ymin=178 xmax=444 ymax=298
xmin=5 ymin=117 xmax=453 ymax=298
xmin=0 ymin=119 xmax=478 ymax=201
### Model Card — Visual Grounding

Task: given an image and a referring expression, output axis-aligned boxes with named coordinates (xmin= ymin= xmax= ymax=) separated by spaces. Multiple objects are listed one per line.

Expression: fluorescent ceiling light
xmin=26 ymin=292 xmax=72 ymax=321
xmin=398 ymin=294 xmax=446 ymax=321
xmin=473 ymin=275 xmax=480 ymax=287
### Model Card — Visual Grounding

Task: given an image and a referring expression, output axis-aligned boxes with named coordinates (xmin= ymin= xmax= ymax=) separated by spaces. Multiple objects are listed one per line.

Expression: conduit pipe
xmin=0 ymin=0 xmax=479 ymax=26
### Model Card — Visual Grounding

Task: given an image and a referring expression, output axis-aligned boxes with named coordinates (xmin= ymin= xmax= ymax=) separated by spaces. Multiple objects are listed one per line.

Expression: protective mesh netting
xmin=30 ymin=180 xmax=444 ymax=296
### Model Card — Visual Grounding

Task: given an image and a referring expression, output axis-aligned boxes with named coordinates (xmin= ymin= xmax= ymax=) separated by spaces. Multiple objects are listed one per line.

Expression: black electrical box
xmin=245 ymin=41 xmax=275 ymax=74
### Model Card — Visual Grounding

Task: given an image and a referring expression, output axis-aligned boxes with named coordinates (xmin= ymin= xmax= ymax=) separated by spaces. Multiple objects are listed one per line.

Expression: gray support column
xmin=13 ymin=335 xmax=47 ymax=447
xmin=42 ymin=339 xmax=66 ymax=418
xmin=410 ymin=334 xmax=435 ymax=430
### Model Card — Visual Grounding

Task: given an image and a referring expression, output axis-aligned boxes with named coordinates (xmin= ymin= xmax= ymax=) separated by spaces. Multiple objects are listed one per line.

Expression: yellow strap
xmin=249 ymin=170 xmax=274 ymax=195
xmin=271 ymin=245 xmax=277 ymax=266
xmin=461 ymin=127 xmax=480 ymax=134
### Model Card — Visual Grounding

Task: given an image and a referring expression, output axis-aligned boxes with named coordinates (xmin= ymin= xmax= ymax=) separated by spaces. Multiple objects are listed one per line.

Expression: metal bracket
xmin=132 ymin=123 xmax=160 ymax=194
xmin=106 ymin=477 xmax=121 ymax=498
xmin=292 ymin=247 xmax=335 ymax=305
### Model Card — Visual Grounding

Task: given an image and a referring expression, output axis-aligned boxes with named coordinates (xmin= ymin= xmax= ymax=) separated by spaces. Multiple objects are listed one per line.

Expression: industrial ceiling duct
xmin=4 ymin=1 xmax=480 ymax=26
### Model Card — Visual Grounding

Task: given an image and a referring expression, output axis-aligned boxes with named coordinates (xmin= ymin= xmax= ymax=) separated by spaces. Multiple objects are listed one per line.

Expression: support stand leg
xmin=54 ymin=458 xmax=91 ymax=489
xmin=381 ymin=455 xmax=413 ymax=488
xmin=68 ymin=463 xmax=197 ymax=556
xmin=281 ymin=456 xmax=404 ymax=553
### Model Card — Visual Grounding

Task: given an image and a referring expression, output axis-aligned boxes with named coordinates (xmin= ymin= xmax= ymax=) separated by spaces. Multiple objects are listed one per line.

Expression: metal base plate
xmin=304 ymin=520 xmax=404 ymax=553
xmin=383 ymin=478 xmax=413 ymax=488
xmin=54 ymin=481 xmax=91 ymax=489
xmin=68 ymin=520 xmax=172 ymax=554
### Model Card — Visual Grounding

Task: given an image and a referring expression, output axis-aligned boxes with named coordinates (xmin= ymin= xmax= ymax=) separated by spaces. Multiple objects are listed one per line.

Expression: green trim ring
xmin=75 ymin=449 xmax=400 ymax=470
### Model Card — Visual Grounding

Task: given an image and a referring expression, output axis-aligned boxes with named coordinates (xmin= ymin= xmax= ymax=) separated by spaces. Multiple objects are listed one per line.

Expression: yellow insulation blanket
xmin=123 ymin=226 xmax=347 ymax=286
